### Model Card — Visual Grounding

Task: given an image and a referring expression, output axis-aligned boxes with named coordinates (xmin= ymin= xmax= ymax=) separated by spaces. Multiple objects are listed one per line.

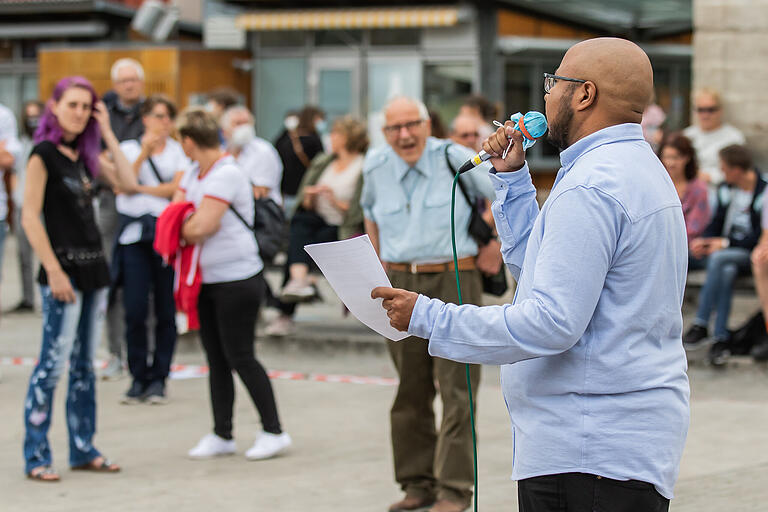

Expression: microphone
xmin=457 ymin=111 xmax=548 ymax=174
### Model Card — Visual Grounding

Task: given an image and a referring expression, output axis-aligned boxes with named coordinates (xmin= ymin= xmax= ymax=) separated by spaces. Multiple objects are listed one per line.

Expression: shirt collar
xmin=559 ymin=123 xmax=645 ymax=173
xmin=391 ymin=137 xmax=437 ymax=181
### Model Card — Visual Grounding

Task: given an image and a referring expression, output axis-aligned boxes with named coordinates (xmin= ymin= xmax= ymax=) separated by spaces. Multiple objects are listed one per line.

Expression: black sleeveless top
xmin=32 ymin=141 xmax=110 ymax=291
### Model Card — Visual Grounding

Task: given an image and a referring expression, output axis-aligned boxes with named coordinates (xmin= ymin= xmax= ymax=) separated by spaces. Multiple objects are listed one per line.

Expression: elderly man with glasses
xmin=362 ymin=95 xmax=494 ymax=512
xmin=683 ymin=88 xmax=745 ymax=186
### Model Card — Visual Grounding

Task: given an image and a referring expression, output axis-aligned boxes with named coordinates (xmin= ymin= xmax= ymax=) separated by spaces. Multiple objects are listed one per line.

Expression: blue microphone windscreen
xmin=523 ymin=111 xmax=548 ymax=139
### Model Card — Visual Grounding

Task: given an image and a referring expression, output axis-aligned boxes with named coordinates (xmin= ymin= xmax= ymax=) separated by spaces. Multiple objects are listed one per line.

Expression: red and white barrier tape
xmin=0 ymin=357 xmax=397 ymax=386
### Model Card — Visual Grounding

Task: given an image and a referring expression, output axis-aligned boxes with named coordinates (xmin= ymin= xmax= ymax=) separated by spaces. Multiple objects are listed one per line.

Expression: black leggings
xmin=197 ymin=273 xmax=282 ymax=438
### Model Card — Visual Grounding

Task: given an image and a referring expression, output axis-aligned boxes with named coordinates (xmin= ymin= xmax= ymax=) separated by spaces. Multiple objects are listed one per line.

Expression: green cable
xmin=450 ymin=172 xmax=479 ymax=511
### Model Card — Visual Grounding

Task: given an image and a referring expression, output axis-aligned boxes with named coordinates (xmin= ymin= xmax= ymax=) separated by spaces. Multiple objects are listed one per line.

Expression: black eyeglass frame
xmin=543 ymin=73 xmax=587 ymax=94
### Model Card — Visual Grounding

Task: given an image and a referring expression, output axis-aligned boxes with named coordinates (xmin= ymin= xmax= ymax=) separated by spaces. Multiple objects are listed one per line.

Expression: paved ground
xmin=2 ymin=234 xmax=768 ymax=511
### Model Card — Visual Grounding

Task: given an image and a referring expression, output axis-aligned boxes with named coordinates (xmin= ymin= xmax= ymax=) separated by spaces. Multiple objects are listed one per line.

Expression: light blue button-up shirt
xmin=408 ymin=124 xmax=690 ymax=499
xmin=361 ymin=137 xmax=494 ymax=263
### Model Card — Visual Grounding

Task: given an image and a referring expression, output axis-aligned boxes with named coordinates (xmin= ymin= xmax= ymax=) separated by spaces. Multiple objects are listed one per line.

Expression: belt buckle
xmin=410 ymin=263 xmax=418 ymax=274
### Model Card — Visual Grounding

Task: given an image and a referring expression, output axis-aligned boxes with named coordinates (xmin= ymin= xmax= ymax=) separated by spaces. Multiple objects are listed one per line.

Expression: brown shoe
xmin=388 ymin=494 xmax=436 ymax=512
xmin=428 ymin=499 xmax=469 ymax=512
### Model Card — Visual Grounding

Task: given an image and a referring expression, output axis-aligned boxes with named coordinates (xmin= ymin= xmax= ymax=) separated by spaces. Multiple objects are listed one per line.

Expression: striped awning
xmin=235 ymin=7 xmax=460 ymax=31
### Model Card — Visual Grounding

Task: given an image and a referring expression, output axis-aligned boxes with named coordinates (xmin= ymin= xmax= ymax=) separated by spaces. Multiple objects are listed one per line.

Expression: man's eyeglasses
xmin=383 ymin=119 xmax=424 ymax=136
xmin=543 ymin=73 xmax=587 ymax=94
xmin=696 ymin=106 xmax=720 ymax=114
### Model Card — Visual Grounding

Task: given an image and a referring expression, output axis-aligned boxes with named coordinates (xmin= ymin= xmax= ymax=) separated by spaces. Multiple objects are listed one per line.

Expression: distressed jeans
xmin=23 ymin=285 xmax=108 ymax=474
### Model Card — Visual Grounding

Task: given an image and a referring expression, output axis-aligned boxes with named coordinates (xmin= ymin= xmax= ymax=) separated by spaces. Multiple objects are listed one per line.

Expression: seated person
xmin=684 ymin=145 xmax=766 ymax=348
xmin=658 ymin=132 xmax=710 ymax=244
xmin=267 ymin=116 xmax=368 ymax=333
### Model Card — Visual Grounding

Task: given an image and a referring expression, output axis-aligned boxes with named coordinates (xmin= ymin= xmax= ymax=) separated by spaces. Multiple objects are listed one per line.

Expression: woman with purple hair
xmin=21 ymin=76 xmax=139 ymax=482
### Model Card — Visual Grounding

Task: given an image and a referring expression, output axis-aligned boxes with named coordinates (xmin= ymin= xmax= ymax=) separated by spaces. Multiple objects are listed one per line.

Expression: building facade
xmin=205 ymin=0 xmax=692 ymax=172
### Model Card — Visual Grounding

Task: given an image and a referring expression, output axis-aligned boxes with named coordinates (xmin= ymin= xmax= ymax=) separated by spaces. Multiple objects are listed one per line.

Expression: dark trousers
xmin=286 ymin=209 xmax=338 ymax=267
xmin=122 ymin=241 xmax=177 ymax=385
xmin=275 ymin=209 xmax=339 ymax=316
xmin=518 ymin=473 xmax=669 ymax=512
xmin=386 ymin=268 xmax=483 ymax=506
xmin=197 ymin=273 xmax=282 ymax=439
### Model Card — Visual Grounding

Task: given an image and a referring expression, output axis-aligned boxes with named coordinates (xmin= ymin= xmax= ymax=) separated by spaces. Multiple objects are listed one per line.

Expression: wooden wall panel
xmin=39 ymin=47 xmax=179 ymax=103
xmin=498 ymin=10 xmax=599 ymax=39
xmin=178 ymin=50 xmax=252 ymax=109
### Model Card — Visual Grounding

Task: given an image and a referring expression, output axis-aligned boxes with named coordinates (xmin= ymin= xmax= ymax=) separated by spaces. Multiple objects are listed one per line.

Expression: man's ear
xmin=574 ymin=81 xmax=597 ymax=112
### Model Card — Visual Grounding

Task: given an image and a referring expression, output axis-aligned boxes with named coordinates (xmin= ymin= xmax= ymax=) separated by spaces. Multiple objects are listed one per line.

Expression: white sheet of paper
xmin=304 ymin=235 xmax=408 ymax=341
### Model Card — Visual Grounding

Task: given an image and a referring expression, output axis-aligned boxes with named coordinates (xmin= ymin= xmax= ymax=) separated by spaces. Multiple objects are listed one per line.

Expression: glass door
xmin=308 ymin=55 xmax=360 ymax=124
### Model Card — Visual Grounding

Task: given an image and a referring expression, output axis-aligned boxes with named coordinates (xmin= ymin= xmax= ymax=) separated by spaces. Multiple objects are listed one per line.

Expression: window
xmin=424 ymin=62 xmax=474 ymax=129
xmin=256 ymin=58 xmax=307 ymax=141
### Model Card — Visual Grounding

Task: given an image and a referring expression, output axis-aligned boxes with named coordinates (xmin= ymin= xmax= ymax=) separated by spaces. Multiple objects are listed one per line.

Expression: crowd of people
xmin=0 ymin=52 xmax=765 ymax=509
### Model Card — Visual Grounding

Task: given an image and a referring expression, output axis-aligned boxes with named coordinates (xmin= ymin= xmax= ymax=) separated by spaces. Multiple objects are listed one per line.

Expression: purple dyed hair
xmin=35 ymin=76 xmax=101 ymax=176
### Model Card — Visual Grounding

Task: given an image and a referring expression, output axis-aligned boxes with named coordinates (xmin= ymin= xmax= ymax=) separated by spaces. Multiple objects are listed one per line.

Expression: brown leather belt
xmin=387 ymin=256 xmax=476 ymax=274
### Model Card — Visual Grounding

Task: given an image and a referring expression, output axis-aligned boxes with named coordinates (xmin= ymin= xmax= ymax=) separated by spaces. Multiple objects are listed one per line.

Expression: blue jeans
xmin=23 ymin=286 xmax=108 ymax=474
xmin=121 ymin=241 xmax=177 ymax=385
xmin=692 ymin=247 xmax=752 ymax=340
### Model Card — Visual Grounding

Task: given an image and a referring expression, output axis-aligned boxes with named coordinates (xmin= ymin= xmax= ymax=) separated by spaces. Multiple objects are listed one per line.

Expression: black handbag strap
xmin=146 ymin=156 xmax=166 ymax=184
xmin=228 ymin=203 xmax=254 ymax=231
xmin=444 ymin=144 xmax=475 ymax=210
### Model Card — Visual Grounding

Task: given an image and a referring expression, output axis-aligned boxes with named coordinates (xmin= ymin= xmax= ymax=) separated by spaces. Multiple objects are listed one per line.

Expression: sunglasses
xmin=696 ymin=106 xmax=720 ymax=114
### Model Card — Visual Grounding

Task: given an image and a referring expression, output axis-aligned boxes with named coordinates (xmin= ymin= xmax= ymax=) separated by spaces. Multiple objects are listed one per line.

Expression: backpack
xmin=229 ymin=197 xmax=287 ymax=264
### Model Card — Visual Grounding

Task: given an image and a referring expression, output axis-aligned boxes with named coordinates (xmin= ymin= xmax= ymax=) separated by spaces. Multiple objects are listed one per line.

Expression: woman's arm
xmin=93 ymin=102 xmax=139 ymax=194
xmin=21 ymin=155 xmax=76 ymax=302
xmin=137 ymin=171 xmax=184 ymax=199
xmin=181 ymin=196 xmax=229 ymax=244
xmin=318 ymin=185 xmax=350 ymax=212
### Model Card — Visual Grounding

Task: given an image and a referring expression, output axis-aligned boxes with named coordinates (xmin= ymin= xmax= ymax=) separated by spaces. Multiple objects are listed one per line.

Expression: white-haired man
xmin=221 ymin=105 xmax=283 ymax=206
xmin=108 ymin=58 xmax=146 ymax=142
xmin=99 ymin=57 xmax=146 ymax=379
xmin=361 ymin=96 xmax=494 ymax=512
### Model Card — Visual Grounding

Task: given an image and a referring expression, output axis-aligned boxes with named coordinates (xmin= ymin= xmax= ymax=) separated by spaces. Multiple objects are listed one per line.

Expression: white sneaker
xmin=245 ymin=432 xmax=292 ymax=460
xmin=188 ymin=433 xmax=236 ymax=459
xmin=264 ymin=315 xmax=296 ymax=337
xmin=280 ymin=280 xmax=316 ymax=303
xmin=100 ymin=355 xmax=125 ymax=381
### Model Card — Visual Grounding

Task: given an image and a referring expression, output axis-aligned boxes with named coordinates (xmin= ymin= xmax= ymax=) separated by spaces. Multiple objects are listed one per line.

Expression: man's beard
xmin=546 ymin=88 xmax=575 ymax=152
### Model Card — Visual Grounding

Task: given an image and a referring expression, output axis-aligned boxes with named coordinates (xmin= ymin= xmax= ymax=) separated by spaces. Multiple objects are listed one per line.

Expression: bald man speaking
xmin=373 ymin=38 xmax=690 ymax=511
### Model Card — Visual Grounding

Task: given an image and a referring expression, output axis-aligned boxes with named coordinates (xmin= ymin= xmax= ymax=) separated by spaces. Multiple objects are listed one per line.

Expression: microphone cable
xmin=450 ymin=170 xmax=480 ymax=512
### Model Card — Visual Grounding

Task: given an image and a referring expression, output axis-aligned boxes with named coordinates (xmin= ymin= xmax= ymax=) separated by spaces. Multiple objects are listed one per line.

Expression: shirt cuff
xmin=488 ymin=162 xmax=532 ymax=191
xmin=407 ymin=293 xmax=445 ymax=340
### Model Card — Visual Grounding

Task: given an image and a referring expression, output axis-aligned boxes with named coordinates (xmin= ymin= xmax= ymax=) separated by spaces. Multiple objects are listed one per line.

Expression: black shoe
xmin=143 ymin=380 xmax=167 ymax=405
xmin=10 ymin=301 xmax=34 ymax=313
xmin=683 ymin=325 xmax=709 ymax=348
xmin=121 ymin=380 xmax=146 ymax=404
xmin=708 ymin=340 xmax=732 ymax=367
xmin=751 ymin=340 xmax=768 ymax=362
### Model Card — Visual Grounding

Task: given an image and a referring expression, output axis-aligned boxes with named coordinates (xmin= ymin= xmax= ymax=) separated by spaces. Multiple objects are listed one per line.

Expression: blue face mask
xmin=315 ymin=119 xmax=327 ymax=134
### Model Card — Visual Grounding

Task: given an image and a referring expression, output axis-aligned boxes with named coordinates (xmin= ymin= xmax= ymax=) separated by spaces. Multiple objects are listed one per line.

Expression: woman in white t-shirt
xmin=172 ymin=108 xmax=290 ymax=461
xmin=115 ymin=95 xmax=189 ymax=405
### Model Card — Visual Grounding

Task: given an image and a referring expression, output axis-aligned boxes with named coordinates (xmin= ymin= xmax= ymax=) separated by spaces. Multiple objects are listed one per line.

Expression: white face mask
xmin=284 ymin=115 xmax=299 ymax=131
xmin=230 ymin=123 xmax=255 ymax=149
